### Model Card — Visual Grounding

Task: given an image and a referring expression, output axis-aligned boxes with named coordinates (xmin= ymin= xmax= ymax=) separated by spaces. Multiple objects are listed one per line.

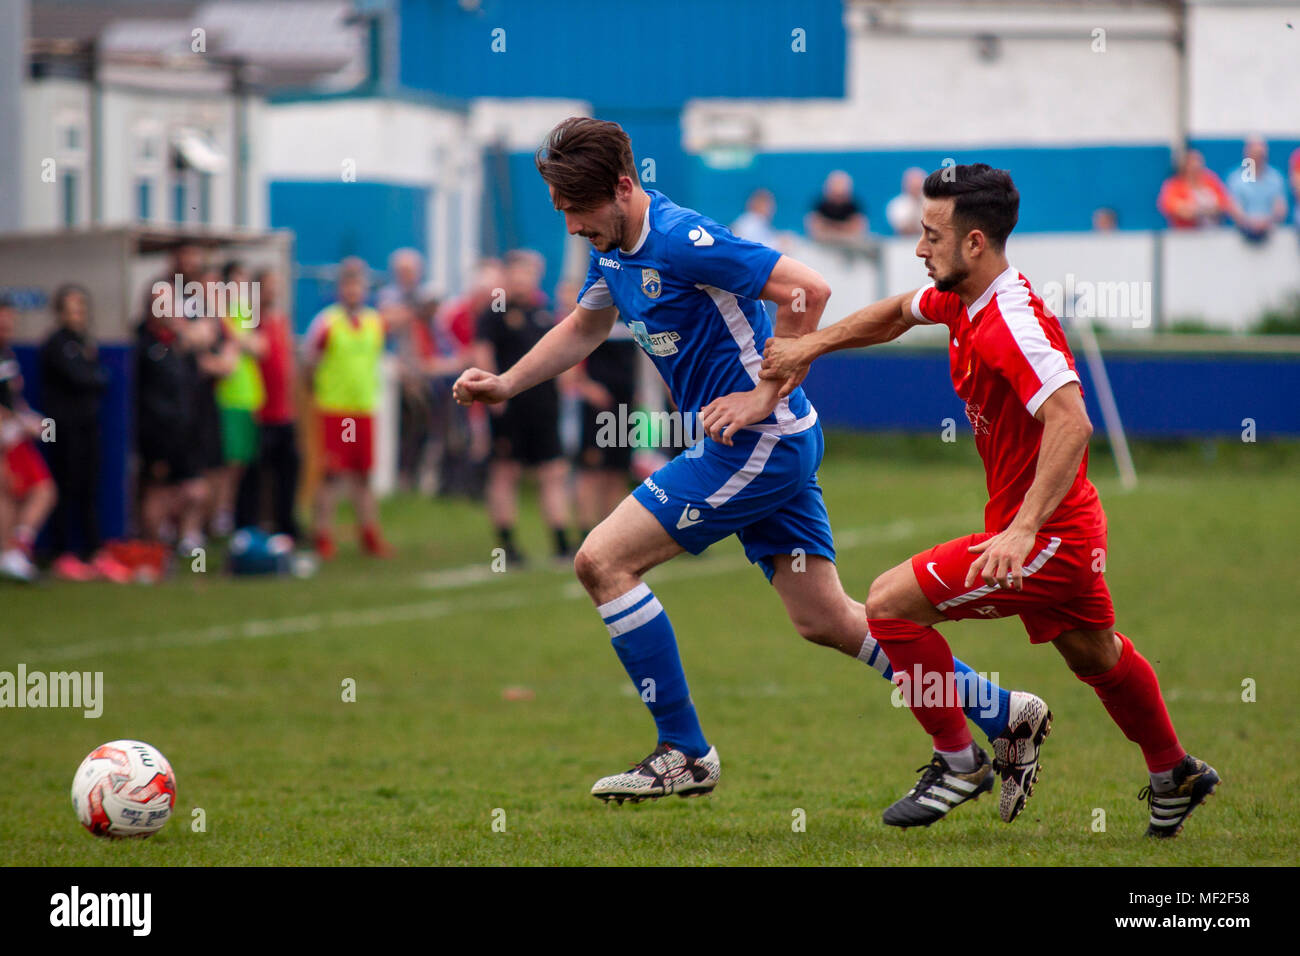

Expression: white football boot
xmin=591 ymin=743 xmax=720 ymax=804
xmin=991 ymin=690 xmax=1053 ymax=823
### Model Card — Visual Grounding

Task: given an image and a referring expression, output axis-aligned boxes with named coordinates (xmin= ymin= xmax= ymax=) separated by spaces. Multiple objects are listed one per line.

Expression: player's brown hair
xmin=535 ymin=117 xmax=638 ymax=212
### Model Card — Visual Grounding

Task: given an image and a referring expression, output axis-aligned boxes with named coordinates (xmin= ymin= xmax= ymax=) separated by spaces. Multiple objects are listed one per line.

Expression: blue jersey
xmin=578 ymin=190 xmax=815 ymax=434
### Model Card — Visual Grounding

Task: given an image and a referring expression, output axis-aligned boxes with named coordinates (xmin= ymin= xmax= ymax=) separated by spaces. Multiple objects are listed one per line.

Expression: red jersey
xmin=257 ymin=311 xmax=295 ymax=425
xmin=911 ymin=266 xmax=1104 ymax=537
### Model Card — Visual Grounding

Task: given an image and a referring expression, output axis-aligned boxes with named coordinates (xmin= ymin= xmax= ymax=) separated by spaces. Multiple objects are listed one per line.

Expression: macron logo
xmin=676 ymin=505 xmax=704 ymax=529
xmin=688 ymin=227 xmax=714 ymax=248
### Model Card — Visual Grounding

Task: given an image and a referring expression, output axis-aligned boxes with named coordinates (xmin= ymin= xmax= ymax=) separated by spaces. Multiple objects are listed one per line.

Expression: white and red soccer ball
xmin=70 ymin=740 xmax=177 ymax=838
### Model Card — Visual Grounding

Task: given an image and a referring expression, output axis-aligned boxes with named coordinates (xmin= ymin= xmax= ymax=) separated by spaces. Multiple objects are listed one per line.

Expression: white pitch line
xmin=17 ymin=514 xmax=972 ymax=664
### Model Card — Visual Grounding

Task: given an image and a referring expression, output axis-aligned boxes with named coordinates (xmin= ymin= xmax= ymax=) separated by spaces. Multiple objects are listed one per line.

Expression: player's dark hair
xmin=922 ymin=163 xmax=1019 ymax=250
xmin=535 ymin=117 xmax=638 ymax=212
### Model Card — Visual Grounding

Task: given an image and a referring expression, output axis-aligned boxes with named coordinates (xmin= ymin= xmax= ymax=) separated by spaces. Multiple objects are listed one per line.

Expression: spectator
xmin=731 ymin=188 xmax=779 ymax=247
xmin=304 ymin=257 xmax=393 ymax=559
xmin=38 ymin=284 xmax=126 ymax=581
xmin=1290 ymin=147 xmax=1300 ymax=228
xmin=564 ymin=278 xmax=638 ymax=540
xmin=379 ymin=249 xmax=427 ymax=489
xmin=1225 ymin=137 xmax=1288 ymax=242
xmin=1092 ymin=207 xmax=1119 ymax=231
xmin=474 ymin=249 xmax=572 ymax=565
xmin=0 ymin=296 xmax=57 ymax=583
xmin=187 ymin=260 xmax=237 ymax=544
xmin=213 ymin=260 xmax=266 ymax=532
xmin=413 ymin=283 xmax=471 ymax=496
xmin=237 ymin=268 xmax=301 ymax=540
xmin=805 ymin=170 xmax=868 ymax=241
xmin=885 ymin=167 xmax=926 ymax=236
xmin=134 ymin=282 xmax=208 ymax=552
xmin=1157 ymin=149 xmax=1234 ymax=228
xmin=439 ymin=258 xmax=504 ymax=494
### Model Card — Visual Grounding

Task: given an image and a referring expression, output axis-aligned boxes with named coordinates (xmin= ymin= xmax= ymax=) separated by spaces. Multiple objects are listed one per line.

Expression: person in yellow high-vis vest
xmin=302 ymin=257 xmax=394 ymax=559
xmin=214 ymin=260 xmax=266 ymax=535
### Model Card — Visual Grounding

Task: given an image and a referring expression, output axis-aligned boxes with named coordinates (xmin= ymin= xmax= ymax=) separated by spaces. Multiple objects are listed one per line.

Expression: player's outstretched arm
xmin=759 ymin=288 xmax=922 ymax=393
xmin=699 ymin=256 xmax=829 ymax=444
xmin=453 ymin=303 xmax=617 ymax=406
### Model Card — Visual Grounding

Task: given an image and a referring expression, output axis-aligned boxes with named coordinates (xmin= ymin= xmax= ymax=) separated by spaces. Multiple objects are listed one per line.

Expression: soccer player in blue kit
xmin=454 ymin=118 xmax=1051 ymax=821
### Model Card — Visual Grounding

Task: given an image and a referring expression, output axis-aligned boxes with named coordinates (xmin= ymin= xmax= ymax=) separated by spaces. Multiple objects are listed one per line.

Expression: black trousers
xmin=235 ymin=422 xmax=301 ymax=538
xmin=46 ymin=419 xmax=101 ymax=558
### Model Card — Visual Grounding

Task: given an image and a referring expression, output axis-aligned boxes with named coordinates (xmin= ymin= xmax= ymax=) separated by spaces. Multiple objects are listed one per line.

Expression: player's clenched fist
xmin=452 ymin=368 xmax=510 ymax=406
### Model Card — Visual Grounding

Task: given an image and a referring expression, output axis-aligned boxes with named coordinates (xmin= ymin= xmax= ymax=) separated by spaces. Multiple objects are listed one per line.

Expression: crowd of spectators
xmin=732 ymin=139 xmax=1300 ymax=245
xmin=0 ymin=242 xmax=645 ymax=583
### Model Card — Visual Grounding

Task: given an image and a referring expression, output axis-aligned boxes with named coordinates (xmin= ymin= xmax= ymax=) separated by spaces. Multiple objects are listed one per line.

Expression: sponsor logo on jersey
xmin=641 ymin=268 xmax=662 ymax=299
xmin=676 ymin=505 xmax=704 ymax=529
xmin=629 ymin=320 xmax=681 ymax=357
xmin=598 ymin=257 xmax=621 ymax=270
xmin=688 ymin=226 xmax=714 ymax=247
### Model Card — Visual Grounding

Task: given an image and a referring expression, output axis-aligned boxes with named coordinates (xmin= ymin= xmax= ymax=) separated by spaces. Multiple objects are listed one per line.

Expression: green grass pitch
xmin=2 ymin=433 xmax=1296 ymax=865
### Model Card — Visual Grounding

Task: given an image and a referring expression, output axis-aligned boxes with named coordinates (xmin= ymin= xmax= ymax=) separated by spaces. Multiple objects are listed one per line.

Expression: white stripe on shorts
xmin=935 ymin=536 xmax=1062 ymax=612
xmin=705 ymin=432 xmax=780 ymax=509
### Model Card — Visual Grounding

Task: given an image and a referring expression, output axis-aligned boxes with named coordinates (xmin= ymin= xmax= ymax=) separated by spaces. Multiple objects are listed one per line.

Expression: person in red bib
xmin=0 ymin=296 xmax=57 ymax=583
xmin=761 ymin=163 xmax=1218 ymax=838
xmin=303 ymin=257 xmax=395 ymax=559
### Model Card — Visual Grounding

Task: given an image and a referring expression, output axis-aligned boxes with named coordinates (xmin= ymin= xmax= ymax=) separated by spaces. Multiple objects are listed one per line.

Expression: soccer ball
xmin=70 ymin=740 xmax=177 ymax=838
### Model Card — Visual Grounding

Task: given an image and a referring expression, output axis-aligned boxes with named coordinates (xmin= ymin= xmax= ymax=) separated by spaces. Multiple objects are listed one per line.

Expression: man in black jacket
xmin=39 ymin=285 xmax=113 ymax=579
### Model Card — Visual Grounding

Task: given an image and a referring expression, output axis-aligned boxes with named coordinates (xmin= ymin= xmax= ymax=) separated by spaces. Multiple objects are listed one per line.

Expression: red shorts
xmin=2 ymin=439 xmax=53 ymax=498
xmin=911 ymin=529 xmax=1115 ymax=644
xmin=320 ymin=413 xmax=374 ymax=475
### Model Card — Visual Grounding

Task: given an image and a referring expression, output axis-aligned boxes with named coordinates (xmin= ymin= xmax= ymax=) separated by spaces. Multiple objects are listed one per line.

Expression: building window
xmin=62 ymin=169 xmax=80 ymax=227
xmin=172 ymin=177 xmax=187 ymax=223
xmin=136 ymin=178 xmax=152 ymax=221
xmin=198 ymin=172 xmax=211 ymax=224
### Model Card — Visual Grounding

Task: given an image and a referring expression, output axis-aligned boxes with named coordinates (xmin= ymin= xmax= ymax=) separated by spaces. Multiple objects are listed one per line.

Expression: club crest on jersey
xmin=640 ymin=268 xmax=662 ymax=299
xmin=964 ymin=401 xmax=991 ymax=436
xmin=629 ymin=320 xmax=681 ymax=357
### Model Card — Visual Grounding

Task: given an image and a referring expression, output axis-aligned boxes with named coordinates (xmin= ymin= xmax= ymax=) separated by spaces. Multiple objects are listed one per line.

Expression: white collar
xmin=967 ymin=264 xmax=1018 ymax=319
xmin=622 ymin=196 xmax=652 ymax=256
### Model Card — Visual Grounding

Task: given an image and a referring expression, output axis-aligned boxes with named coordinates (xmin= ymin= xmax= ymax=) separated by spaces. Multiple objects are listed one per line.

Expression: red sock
xmin=869 ymin=618 xmax=972 ymax=752
xmin=1077 ymin=633 xmax=1185 ymax=772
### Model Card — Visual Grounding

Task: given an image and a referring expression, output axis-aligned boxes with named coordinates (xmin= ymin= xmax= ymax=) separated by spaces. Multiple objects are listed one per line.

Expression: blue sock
xmin=859 ymin=631 xmax=1011 ymax=741
xmin=600 ymin=584 xmax=709 ymax=758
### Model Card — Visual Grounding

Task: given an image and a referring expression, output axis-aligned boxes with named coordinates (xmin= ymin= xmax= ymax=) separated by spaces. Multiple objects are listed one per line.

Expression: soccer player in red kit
xmin=761 ymin=163 xmax=1218 ymax=837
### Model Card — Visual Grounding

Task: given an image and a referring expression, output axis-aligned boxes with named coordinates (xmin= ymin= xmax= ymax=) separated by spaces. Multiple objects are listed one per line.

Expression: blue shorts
xmin=631 ymin=422 xmax=836 ymax=582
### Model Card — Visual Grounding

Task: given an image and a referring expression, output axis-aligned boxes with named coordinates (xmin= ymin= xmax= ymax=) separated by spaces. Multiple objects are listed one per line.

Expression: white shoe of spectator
xmin=0 ymin=548 xmax=38 ymax=583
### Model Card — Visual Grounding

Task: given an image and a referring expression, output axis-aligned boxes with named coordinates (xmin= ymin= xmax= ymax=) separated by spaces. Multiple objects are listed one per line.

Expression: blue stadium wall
xmin=14 ymin=344 xmax=132 ymax=544
xmin=801 ymin=349 xmax=1300 ymax=439
xmin=268 ymin=179 xmax=430 ymax=331
xmin=492 ymin=137 xmax=1300 ymax=282
xmin=396 ymin=0 xmax=847 ymax=107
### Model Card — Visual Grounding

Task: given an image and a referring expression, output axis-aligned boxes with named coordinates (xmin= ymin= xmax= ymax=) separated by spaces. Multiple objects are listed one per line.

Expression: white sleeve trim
xmin=579 ymin=277 xmax=613 ymax=310
xmin=1026 ymin=367 xmax=1081 ymax=417
xmin=911 ymin=285 xmax=936 ymax=324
